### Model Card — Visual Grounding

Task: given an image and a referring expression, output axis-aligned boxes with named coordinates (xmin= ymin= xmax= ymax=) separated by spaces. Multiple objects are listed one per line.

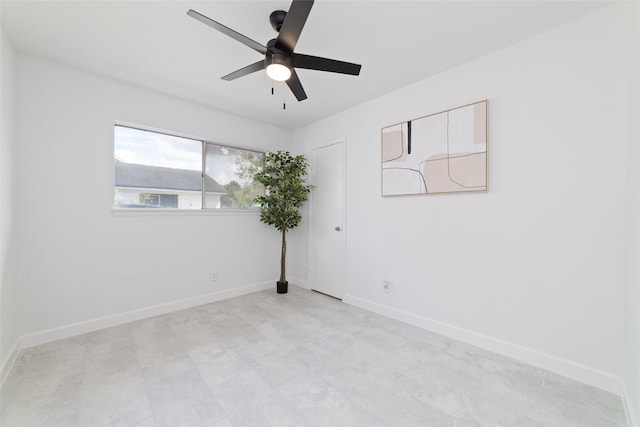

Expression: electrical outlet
xmin=211 ymin=272 xmax=218 ymax=282
xmin=383 ymin=280 xmax=392 ymax=294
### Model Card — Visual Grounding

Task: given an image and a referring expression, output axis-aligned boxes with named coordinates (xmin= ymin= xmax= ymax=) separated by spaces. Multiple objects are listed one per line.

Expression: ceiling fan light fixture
xmin=266 ymin=63 xmax=292 ymax=81
xmin=266 ymin=53 xmax=292 ymax=81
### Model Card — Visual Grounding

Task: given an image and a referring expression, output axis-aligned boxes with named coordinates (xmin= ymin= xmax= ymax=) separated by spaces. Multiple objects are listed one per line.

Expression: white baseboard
xmin=0 ymin=340 xmax=20 ymax=386
xmin=18 ymin=281 xmax=274 ymax=350
xmin=343 ymin=294 xmax=624 ymax=396
xmin=290 ymin=277 xmax=310 ymax=290
xmin=622 ymin=382 xmax=639 ymax=427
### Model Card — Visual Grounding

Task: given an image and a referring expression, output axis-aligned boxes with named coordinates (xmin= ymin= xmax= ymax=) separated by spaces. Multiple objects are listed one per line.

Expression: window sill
xmin=111 ymin=208 xmax=261 ymax=217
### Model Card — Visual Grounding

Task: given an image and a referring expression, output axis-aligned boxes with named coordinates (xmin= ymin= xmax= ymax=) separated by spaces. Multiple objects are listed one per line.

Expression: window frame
xmin=112 ymin=123 xmax=265 ymax=214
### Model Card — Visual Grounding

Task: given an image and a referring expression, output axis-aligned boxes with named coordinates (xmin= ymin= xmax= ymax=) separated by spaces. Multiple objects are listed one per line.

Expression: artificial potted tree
xmin=253 ymin=151 xmax=313 ymax=294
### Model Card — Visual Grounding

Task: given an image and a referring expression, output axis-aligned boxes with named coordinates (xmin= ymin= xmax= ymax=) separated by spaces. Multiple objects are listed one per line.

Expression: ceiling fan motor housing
xmin=266 ymin=38 xmax=292 ymax=66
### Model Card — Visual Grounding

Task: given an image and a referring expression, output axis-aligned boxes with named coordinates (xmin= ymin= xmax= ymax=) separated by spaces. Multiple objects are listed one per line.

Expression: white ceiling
xmin=1 ymin=0 xmax=611 ymax=130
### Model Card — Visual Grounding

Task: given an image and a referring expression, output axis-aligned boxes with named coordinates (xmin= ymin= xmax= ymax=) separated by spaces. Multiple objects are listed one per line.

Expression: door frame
xmin=308 ymin=137 xmax=347 ymax=299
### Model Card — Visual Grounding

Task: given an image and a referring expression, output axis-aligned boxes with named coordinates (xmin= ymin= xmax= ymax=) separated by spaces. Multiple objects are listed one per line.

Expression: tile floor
xmin=0 ymin=286 xmax=628 ymax=427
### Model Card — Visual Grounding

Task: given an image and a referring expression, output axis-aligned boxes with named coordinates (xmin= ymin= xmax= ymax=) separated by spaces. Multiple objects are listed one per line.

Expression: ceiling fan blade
xmin=276 ymin=0 xmax=314 ymax=53
xmin=222 ymin=61 xmax=265 ymax=81
xmin=187 ymin=9 xmax=267 ymax=55
xmin=286 ymin=70 xmax=308 ymax=101
xmin=293 ymin=54 xmax=361 ymax=75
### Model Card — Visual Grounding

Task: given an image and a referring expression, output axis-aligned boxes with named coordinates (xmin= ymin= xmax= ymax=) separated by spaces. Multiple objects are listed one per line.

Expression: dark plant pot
xmin=277 ymin=281 xmax=288 ymax=294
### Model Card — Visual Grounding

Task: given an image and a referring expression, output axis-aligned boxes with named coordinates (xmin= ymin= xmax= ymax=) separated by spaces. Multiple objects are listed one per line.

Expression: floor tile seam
xmin=141 ymin=366 xmax=225 ymax=427
xmin=5 ymin=378 xmax=84 ymax=426
xmin=271 ymin=388 xmax=316 ymax=427
xmin=189 ymin=349 xmax=248 ymax=386
xmin=79 ymin=365 xmax=146 ymax=392
xmin=133 ymin=328 xmax=189 ymax=357
xmin=78 ymin=382 xmax=153 ymax=422
xmin=0 ymin=366 xmax=86 ymax=409
xmin=10 ymin=344 xmax=88 ymax=371
xmin=143 ymin=379 xmax=162 ymax=427
xmin=130 ymin=330 xmax=177 ymax=346
xmin=133 ymin=341 xmax=200 ymax=391
xmin=411 ymin=390 xmax=477 ymax=425
xmin=85 ymin=333 xmax=136 ymax=358
xmin=169 ymin=325 xmax=211 ymax=355
xmin=202 ymin=389 xmax=230 ymax=427
xmin=74 ymin=380 xmax=93 ymax=426
xmin=205 ymin=370 xmax=264 ymax=420
xmin=184 ymin=346 xmax=239 ymax=424
xmin=220 ymin=373 xmax=311 ymax=427
xmin=87 ymin=336 xmax=144 ymax=386
xmin=84 ymin=341 xmax=139 ymax=361
xmin=263 ymin=355 xmax=315 ymax=392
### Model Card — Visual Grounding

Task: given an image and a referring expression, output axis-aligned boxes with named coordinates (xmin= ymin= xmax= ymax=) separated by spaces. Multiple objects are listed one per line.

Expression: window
xmin=139 ymin=193 xmax=178 ymax=208
xmin=114 ymin=125 xmax=264 ymax=210
xmin=205 ymin=143 xmax=264 ymax=209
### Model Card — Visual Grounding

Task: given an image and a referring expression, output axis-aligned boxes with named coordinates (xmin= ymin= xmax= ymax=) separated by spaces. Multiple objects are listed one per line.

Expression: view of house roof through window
xmin=114 ymin=125 xmax=264 ymax=210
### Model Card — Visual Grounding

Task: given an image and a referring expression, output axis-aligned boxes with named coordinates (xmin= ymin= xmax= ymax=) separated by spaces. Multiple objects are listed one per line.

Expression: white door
xmin=310 ymin=140 xmax=345 ymax=299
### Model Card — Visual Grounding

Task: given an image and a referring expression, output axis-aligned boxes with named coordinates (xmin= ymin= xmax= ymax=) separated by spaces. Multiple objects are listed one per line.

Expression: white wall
xmin=293 ymin=3 xmax=634 ymax=396
xmin=0 ymin=26 xmax=20 ymax=380
xmin=15 ymin=54 xmax=292 ymax=343
xmin=624 ymin=2 xmax=640 ymax=424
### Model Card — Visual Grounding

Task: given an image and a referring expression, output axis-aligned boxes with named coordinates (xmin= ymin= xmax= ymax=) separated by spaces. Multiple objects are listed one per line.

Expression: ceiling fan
xmin=187 ymin=0 xmax=362 ymax=102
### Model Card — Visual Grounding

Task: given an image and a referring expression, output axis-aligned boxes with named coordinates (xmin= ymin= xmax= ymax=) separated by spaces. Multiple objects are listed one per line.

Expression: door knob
xmin=335 ymin=226 xmax=341 ymax=231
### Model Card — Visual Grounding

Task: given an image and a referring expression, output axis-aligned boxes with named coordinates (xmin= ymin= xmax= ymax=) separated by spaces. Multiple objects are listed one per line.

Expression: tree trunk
xmin=280 ymin=229 xmax=286 ymax=283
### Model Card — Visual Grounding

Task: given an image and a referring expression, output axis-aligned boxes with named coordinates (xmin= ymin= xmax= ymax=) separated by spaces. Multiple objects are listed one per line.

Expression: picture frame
xmin=381 ymin=100 xmax=488 ymax=196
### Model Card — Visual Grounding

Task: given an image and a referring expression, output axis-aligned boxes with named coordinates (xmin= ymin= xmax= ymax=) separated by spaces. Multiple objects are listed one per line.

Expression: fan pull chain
xmin=271 ymin=83 xmax=286 ymax=110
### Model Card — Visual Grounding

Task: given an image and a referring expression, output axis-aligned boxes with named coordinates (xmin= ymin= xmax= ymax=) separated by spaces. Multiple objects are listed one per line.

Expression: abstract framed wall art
xmin=381 ymin=100 xmax=487 ymax=196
